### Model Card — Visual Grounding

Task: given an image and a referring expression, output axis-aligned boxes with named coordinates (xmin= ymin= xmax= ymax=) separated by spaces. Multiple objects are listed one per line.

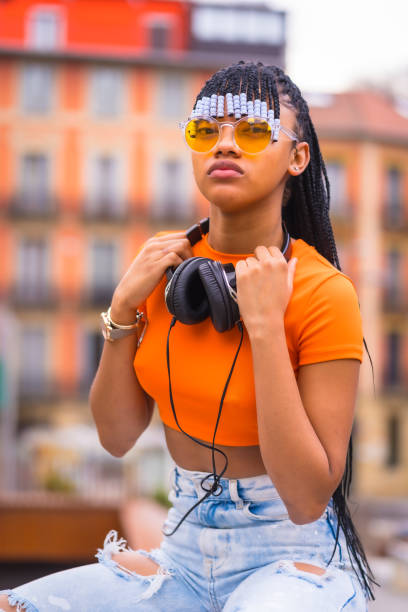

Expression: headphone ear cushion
xmin=198 ymin=260 xmax=235 ymax=332
xmin=166 ymin=257 xmax=210 ymax=324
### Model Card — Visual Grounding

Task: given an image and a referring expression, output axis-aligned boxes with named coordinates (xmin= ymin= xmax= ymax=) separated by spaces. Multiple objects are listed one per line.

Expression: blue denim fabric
xmin=0 ymin=465 xmax=369 ymax=611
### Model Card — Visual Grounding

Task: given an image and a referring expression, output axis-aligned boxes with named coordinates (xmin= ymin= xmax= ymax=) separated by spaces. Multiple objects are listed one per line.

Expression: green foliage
xmin=152 ymin=487 xmax=171 ymax=508
xmin=43 ymin=470 xmax=77 ymax=493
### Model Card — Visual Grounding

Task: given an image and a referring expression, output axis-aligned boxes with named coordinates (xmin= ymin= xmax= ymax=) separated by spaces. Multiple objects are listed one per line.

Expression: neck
xmin=207 ymin=205 xmax=286 ymax=254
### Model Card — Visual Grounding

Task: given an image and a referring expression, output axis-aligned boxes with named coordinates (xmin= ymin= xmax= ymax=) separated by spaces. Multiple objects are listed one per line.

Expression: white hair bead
xmin=226 ymin=92 xmax=234 ymax=115
xmin=233 ymin=94 xmax=241 ymax=119
xmin=240 ymin=92 xmax=247 ymax=115
xmin=202 ymin=96 xmax=211 ymax=116
xmin=210 ymin=94 xmax=217 ymax=116
xmin=273 ymin=117 xmax=281 ymax=141
xmin=261 ymin=101 xmax=268 ymax=119
xmin=247 ymin=100 xmax=254 ymax=116
xmin=217 ymin=95 xmax=224 ymax=117
xmin=268 ymin=108 xmax=275 ymax=122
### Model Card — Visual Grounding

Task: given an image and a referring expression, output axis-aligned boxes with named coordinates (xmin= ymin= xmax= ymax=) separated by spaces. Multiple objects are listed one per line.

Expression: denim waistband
xmin=171 ymin=465 xmax=335 ymax=513
xmin=172 ymin=464 xmax=288 ymax=502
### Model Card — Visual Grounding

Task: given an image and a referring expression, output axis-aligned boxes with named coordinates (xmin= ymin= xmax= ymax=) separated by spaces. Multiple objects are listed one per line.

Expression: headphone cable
xmin=162 ymin=316 xmax=244 ymax=536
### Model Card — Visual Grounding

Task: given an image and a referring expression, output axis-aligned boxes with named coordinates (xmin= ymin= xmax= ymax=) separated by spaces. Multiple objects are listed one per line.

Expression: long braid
xmin=192 ymin=61 xmax=379 ymax=602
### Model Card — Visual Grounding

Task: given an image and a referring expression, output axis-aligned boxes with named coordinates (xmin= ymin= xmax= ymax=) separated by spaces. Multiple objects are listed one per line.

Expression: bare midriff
xmin=163 ymin=424 xmax=267 ymax=478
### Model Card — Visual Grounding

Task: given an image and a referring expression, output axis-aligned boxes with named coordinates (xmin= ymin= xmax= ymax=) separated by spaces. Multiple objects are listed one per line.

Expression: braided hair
xmin=193 ymin=60 xmax=379 ymax=602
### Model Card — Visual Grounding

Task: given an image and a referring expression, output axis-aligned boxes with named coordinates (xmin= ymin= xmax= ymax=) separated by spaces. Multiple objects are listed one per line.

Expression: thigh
xmin=0 ymin=560 xmax=205 ymax=612
xmin=222 ymin=559 xmax=368 ymax=612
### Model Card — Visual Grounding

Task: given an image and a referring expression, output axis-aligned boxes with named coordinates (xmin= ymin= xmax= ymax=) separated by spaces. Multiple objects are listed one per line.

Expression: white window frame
xmin=89 ymin=66 xmax=125 ymax=118
xmin=20 ymin=62 xmax=55 ymax=115
xmin=25 ymin=4 xmax=66 ymax=50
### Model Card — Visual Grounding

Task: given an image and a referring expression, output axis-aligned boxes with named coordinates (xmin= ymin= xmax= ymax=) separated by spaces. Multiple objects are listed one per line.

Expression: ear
xmin=287 ymin=141 xmax=310 ymax=177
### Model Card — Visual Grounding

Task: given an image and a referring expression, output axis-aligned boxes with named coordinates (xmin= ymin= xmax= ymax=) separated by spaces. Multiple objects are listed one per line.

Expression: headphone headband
xmin=185 ymin=217 xmax=210 ymax=246
xmin=185 ymin=216 xmax=292 ymax=261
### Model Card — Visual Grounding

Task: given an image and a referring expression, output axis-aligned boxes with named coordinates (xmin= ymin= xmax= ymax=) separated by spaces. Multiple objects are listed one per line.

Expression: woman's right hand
xmin=111 ymin=232 xmax=194 ymax=324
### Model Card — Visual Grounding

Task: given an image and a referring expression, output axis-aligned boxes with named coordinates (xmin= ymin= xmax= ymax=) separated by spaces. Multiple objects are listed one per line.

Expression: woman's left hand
xmin=235 ymin=246 xmax=297 ymax=336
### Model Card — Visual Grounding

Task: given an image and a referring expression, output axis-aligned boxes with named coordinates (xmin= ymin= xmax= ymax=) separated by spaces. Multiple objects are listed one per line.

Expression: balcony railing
xmin=81 ymin=201 xmax=129 ymax=223
xmin=10 ymin=285 xmax=57 ymax=308
xmin=382 ymin=208 xmax=408 ymax=231
xmin=82 ymin=286 xmax=116 ymax=307
xmin=7 ymin=195 xmax=59 ymax=219
xmin=383 ymin=294 xmax=408 ymax=313
xmin=18 ymin=377 xmax=58 ymax=403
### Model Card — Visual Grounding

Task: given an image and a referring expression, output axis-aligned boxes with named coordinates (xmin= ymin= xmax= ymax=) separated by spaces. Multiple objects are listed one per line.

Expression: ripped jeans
xmin=0 ymin=465 xmax=369 ymax=611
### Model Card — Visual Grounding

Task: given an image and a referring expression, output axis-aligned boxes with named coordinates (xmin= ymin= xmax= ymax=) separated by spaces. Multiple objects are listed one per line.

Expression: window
xmin=21 ymin=63 xmax=53 ymax=114
xmin=150 ymin=23 xmax=170 ymax=49
xmin=152 ymin=158 xmax=190 ymax=220
xmin=90 ymin=240 xmax=117 ymax=303
xmin=157 ymin=72 xmax=186 ymax=118
xmin=326 ymin=162 xmax=347 ymax=216
xmin=20 ymin=153 xmax=50 ymax=211
xmin=191 ymin=7 xmax=284 ymax=45
xmin=87 ymin=155 xmax=123 ymax=216
xmin=90 ymin=68 xmax=123 ymax=117
xmin=384 ymin=332 xmax=401 ymax=387
xmin=19 ymin=326 xmax=46 ymax=395
xmin=385 ymin=167 xmax=402 ymax=225
xmin=27 ymin=9 xmax=62 ymax=50
xmin=386 ymin=414 xmax=400 ymax=467
xmin=385 ymin=249 xmax=400 ymax=307
xmin=17 ymin=238 xmax=49 ymax=303
xmin=81 ymin=331 xmax=104 ymax=391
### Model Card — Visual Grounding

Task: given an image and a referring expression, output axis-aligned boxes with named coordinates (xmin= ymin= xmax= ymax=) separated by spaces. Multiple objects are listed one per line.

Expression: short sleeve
xmin=297 ymin=274 xmax=364 ymax=366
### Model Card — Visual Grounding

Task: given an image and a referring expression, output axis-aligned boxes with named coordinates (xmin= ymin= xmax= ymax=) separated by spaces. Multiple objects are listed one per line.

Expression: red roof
xmin=308 ymin=89 xmax=408 ymax=145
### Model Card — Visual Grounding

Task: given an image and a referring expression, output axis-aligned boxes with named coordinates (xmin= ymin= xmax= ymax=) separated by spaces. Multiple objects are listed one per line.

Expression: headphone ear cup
xmin=198 ymin=261 xmax=237 ymax=332
xmin=165 ymin=257 xmax=210 ymax=324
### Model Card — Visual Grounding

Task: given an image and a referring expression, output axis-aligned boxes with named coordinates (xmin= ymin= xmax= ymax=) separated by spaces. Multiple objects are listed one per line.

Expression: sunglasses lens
xmin=236 ymin=118 xmax=271 ymax=153
xmin=185 ymin=118 xmax=219 ymax=152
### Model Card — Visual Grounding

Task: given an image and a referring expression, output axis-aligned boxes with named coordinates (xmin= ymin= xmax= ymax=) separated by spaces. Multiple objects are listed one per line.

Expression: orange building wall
xmin=0 ymin=0 xmax=190 ymax=53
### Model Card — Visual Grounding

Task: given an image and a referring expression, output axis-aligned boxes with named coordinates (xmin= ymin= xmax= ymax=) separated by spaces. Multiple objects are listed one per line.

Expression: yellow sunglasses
xmin=178 ymin=115 xmax=299 ymax=155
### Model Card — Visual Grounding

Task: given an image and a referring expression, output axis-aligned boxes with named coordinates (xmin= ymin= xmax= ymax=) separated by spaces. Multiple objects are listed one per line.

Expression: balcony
xmin=383 ymin=294 xmax=408 ymax=314
xmin=381 ymin=380 xmax=407 ymax=399
xmin=81 ymin=200 xmax=129 ymax=224
xmin=82 ymin=286 xmax=116 ymax=308
xmin=382 ymin=208 xmax=408 ymax=232
xmin=18 ymin=377 xmax=58 ymax=405
xmin=10 ymin=285 xmax=57 ymax=309
xmin=7 ymin=195 xmax=59 ymax=220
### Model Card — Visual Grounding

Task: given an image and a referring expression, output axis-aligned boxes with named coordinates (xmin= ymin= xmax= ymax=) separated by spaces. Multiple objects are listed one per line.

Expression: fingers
xmin=145 ymin=234 xmax=194 ymax=262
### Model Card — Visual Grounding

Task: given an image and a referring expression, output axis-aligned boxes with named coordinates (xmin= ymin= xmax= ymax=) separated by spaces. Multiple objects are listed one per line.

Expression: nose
xmin=214 ymin=123 xmax=240 ymax=155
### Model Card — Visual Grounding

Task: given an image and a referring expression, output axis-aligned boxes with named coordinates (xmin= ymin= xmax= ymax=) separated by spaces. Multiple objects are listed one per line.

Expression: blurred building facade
xmin=0 ymin=0 xmax=286 ymax=492
xmin=309 ymin=91 xmax=408 ymax=497
xmin=0 ymin=0 xmax=407 ymax=500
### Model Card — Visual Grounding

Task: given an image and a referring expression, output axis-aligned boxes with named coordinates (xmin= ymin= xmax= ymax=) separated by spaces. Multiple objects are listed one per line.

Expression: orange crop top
xmin=133 ymin=230 xmax=364 ymax=446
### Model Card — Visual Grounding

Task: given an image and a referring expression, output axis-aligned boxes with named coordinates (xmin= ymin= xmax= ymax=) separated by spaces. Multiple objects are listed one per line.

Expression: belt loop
xmin=193 ymin=478 xmax=204 ymax=498
xmin=229 ymin=479 xmax=244 ymax=509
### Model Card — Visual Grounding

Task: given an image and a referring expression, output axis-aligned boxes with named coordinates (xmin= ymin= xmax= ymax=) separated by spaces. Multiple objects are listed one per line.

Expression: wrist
xmin=246 ymin=317 xmax=285 ymax=343
xmin=111 ymin=291 xmax=141 ymax=326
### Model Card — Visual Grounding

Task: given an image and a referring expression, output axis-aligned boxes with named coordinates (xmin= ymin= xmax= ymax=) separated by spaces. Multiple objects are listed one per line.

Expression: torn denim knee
xmin=95 ymin=529 xmax=174 ymax=600
xmin=0 ymin=590 xmax=39 ymax=612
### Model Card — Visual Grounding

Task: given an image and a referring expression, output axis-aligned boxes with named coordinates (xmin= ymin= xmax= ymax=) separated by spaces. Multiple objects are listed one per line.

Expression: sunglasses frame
xmin=178 ymin=114 xmax=299 ymax=155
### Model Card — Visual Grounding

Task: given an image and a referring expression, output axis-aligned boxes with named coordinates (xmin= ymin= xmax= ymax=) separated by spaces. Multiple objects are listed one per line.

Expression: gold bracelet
xmin=107 ymin=305 xmax=144 ymax=330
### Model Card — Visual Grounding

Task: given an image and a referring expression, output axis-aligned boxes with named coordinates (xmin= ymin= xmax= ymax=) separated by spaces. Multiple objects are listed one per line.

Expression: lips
xmin=208 ymin=161 xmax=244 ymax=175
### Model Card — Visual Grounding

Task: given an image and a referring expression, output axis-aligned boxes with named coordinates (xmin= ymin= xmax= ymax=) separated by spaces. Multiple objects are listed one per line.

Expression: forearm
xmin=89 ymin=328 xmax=152 ymax=458
xmin=249 ymin=321 xmax=335 ymax=523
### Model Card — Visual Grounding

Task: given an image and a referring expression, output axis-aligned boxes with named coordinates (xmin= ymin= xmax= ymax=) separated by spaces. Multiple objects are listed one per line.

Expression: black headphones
xmin=164 ymin=217 xmax=292 ymax=332
xmin=161 ymin=217 xmax=292 ymax=537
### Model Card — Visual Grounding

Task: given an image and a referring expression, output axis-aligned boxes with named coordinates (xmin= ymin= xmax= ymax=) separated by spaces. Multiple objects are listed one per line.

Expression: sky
xmin=196 ymin=0 xmax=408 ymax=94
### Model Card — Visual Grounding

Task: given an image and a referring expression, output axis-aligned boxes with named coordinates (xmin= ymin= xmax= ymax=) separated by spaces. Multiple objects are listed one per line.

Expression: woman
xmin=0 ymin=61 xmax=378 ymax=611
